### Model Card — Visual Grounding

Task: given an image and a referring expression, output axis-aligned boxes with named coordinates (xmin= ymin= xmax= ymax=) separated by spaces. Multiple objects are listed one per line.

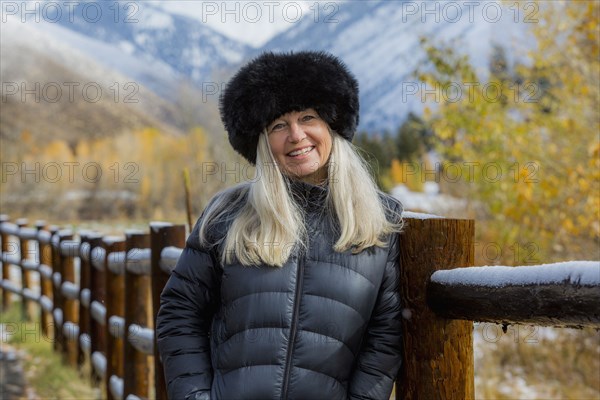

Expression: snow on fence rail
xmin=429 ymin=262 xmax=600 ymax=328
xmin=0 ymin=213 xmax=598 ymax=400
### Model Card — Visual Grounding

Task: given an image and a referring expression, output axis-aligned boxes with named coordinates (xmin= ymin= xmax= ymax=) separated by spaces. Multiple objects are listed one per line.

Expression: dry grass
xmin=474 ymin=323 xmax=600 ymax=399
xmin=1 ymin=302 xmax=101 ymax=400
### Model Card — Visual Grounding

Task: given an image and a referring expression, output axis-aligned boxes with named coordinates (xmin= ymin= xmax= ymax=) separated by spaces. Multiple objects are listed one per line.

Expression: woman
xmin=156 ymin=51 xmax=404 ymax=400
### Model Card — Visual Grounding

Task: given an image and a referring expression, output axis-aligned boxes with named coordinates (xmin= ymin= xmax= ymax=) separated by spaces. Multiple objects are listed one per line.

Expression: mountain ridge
xmin=2 ymin=0 xmax=534 ymax=140
xmin=1 ymin=16 xmax=188 ymax=146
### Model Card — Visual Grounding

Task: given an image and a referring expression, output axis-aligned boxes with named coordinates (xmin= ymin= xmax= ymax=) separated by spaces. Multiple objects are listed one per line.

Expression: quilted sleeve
xmin=156 ymin=217 xmax=221 ymax=400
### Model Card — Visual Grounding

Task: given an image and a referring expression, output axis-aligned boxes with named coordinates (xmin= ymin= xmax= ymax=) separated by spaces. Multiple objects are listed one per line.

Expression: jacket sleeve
xmin=156 ymin=217 xmax=221 ymax=400
xmin=348 ymin=225 xmax=403 ymax=399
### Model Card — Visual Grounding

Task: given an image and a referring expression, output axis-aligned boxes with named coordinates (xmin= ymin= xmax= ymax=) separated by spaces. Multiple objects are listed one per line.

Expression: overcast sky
xmin=157 ymin=1 xmax=318 ymax=47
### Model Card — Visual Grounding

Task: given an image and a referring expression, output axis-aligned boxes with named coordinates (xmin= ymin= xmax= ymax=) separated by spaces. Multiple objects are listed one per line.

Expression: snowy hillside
xmin=1 ymin=15 xmax=186 ymax=141
xmin=259 ymin=1 xmax=533 ymax=132
xmin=42 ymin=1 xmax=252 ymax=100
xmin=3 ymin=0 xmax=534 ymax=135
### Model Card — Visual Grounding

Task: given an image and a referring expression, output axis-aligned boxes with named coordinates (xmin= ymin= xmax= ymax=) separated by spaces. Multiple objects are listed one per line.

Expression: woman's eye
xmin=271 ymin=123 xmax=285 ymax=132
xmin=302 ymin=115 xmax=316 ymax=122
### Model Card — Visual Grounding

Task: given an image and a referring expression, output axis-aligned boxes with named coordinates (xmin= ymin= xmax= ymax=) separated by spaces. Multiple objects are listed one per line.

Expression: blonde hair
xmin=200 ymin=131 xmax=402 ymax=267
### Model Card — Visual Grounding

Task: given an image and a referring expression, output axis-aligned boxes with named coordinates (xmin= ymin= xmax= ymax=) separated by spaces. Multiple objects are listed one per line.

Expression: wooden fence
xmin=0 ymin=213 xmax=598 ymax=400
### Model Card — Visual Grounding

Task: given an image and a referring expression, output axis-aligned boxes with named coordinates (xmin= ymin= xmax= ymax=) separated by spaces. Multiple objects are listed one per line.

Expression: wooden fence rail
xmin=428 ymin=261 xmax=600 ymax=328
xmin=1 ymin=213 xmax=599 ymax=400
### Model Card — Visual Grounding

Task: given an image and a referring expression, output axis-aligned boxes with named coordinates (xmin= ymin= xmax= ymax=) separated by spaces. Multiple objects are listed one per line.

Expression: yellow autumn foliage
xmin=419 ymin=0 xmax=599 ymax=261
xmin=2 ymin=124 xmax=218 ymax=221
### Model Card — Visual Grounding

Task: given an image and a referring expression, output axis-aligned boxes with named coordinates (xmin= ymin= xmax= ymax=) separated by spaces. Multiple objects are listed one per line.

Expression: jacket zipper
xmin=281 ymin=253 xmax=305 ymax=400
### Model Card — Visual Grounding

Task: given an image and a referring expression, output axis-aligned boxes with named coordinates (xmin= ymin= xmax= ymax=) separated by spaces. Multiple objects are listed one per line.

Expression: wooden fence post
xmin=1 ymin=214 xmax=12 ymax=310
xmin=16 ymin=218 xmax=29 ymax=320
xmin=78 ymin=231 xmax=102 ymax=371
xmin=90 ymin=235 xmax=108 ymax=384
xmin=58 ymin=230 xmax=80 ymax=367
xmin=36 ymin=221 xmax=54 ymax=339
xmin=397 ymin=216 xmax=475 ymax=400
xmin=151 ymin=223 xmax=186 ymax=400
xmin=104 ymin=236 xmax=126 ymax=400
xmin=123 ymin=230 xmax=151 ymax=399
xmin=50 ymin=226 xmax=64 ymax=354
xmin=22 ymin=224 xmax=42 ymax=323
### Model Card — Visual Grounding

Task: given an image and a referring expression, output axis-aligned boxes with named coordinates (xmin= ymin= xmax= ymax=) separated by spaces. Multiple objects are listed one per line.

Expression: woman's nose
xmin=288 ymin=122 xmax=306 ymax=143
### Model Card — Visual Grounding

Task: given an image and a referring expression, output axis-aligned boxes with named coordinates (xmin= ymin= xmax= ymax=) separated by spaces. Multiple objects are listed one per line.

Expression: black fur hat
xmin=219 ymin=51 xmax=359 ymax=164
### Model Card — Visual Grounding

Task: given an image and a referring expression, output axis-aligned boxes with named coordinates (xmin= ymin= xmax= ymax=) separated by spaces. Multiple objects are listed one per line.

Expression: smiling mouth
xmin=287 ymin=146 xmax=315 ymax=157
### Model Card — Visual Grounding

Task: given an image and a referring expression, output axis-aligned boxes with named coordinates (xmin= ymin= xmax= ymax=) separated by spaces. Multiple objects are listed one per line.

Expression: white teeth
xmin=288 ymin=147 xmax=314 ymax=156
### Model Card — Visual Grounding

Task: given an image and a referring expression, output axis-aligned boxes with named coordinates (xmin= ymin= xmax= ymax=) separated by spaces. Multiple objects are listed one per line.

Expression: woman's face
xmin=267 ymin=108 xmax=333 ymax=184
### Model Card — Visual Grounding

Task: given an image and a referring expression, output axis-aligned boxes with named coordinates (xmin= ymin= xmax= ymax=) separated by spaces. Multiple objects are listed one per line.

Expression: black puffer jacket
xmin=156 ymin=181 xmax=403 ymax=400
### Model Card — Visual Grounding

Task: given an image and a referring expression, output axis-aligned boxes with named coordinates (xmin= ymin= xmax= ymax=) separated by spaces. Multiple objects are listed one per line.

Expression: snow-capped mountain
xmin=1 ymin=15 xmax=186 ymax=142
xmin=3 ymin=0 xmax=533 ymax=136
xmin=258 ymin=1 xmax=533 ymax=132
xmin=35 ymin=1 xmax=252 ymax=101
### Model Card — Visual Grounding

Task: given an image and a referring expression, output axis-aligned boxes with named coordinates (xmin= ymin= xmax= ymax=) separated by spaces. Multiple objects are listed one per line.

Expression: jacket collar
xmin=286 ymin=177 xmax=329 ymax=212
